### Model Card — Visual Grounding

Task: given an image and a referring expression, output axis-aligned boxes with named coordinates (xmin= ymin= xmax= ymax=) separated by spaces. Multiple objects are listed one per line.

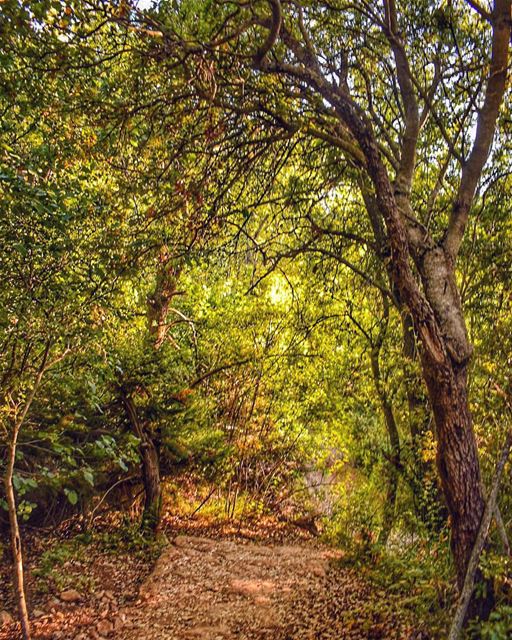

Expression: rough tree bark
xmin=121 ymin=391 xmax=162 ymax=533
xmin=139 ymin=435 xmax=162 ymax=532
xmin=448 ymin=429 xmax=512 ymax=639
xmin=147 ymin=245 xmax=182 ymax=350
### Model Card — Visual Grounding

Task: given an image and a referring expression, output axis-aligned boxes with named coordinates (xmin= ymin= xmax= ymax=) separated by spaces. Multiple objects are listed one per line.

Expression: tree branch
xmin=382 ymin=0 xmax=420 ymax=195
xmin=465 ymin=0 xmax=493 ymax=22
xmin=253 ymin=0 xmax=282 ymax=66
xmin=444 ymin=0 xmax=511 ymax=260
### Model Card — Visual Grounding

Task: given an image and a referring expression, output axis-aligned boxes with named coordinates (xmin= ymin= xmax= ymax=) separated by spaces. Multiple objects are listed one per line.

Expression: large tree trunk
xmin=336 ymin=96 xmax=493 ymax=616
xmin=422 ymin=357 xmax=491 ymax=619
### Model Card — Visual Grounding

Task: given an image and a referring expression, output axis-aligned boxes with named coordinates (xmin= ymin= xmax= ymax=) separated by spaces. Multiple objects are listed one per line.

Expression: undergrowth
xmin=31 ymin=520 xmax=165 ymax=597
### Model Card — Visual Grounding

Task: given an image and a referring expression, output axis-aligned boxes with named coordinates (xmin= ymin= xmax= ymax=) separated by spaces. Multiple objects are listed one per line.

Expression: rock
xmin=184 ymin=625 xmax=229 ymax=638
xmin=60 ymin=588 xmax=82 ymax=603
xmin=113 ymin=613 xmax=126 ymax=630
xmin=230 ymin=578 xmax=276 ymax=597
xmin=308 ymin=561 xmax=327 ymax=578
xmin=173 ymin=535 xmax=189 ymax=548
xmin=97 ymin=619 xmax=114 ymax=636
xmin=0 ymin=611 xmax=13 ymax=626
xmin=174 ymin=535 xmax=214 ymax=552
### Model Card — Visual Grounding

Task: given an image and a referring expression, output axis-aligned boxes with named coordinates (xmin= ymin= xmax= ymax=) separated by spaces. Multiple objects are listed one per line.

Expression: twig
xmin=87 ymin=475 xmax=137 ymax=529
xmin=189 ymin=487 xmax=217 ymax=517
xmin=494 ymin=504 xmax=511 ymax=556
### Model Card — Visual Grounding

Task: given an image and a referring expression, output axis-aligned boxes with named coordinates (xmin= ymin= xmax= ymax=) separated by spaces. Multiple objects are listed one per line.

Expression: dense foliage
xmin=1 ymin=1 xmax=512 ymax=638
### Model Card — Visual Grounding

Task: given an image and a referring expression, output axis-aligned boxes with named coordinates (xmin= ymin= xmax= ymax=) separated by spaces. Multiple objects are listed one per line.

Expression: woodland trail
xmin=112 ymin=535 xmax=417 ymax=640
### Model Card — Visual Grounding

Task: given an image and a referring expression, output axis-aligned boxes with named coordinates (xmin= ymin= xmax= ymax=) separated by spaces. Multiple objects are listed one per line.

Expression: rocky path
xmin=113 ymin=536 xmax=416 ymax=640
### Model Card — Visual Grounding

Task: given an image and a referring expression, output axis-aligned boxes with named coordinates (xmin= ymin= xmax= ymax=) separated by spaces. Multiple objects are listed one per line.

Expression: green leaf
xmin=83 ymin=469 xmax=94 ymax=486
xmin=64 ymin=488 xmax=78 ymax=505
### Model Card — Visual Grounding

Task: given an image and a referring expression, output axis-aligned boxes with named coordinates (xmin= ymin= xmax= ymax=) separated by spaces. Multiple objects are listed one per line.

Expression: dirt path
xmin=113 ymin=536 xmax=416 ymax=640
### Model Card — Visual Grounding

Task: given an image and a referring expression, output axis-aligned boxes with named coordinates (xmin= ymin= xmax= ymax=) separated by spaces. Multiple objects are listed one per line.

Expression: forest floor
xmin=113 ymin=534 xmax=421 ymax=640
xmin=0 ymin=513 xmax=429 ymax=640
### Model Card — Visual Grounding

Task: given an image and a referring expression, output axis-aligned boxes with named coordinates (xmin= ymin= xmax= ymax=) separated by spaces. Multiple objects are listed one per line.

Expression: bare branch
xmin=465 ymin=0 xmax=493 ymax=22
xmin=382 ymin=0 xmax=420 ymax=194
xmin=444 ymin=0 xmax=511 ymax=260
xmin=254 ymin=0 xmax=282 ymax=66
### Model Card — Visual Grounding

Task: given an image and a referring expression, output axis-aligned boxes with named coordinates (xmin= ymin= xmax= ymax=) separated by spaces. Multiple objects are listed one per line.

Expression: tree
xmin=0 ymin=9 xmax=156 ymax=628
xmin=116 ymin=0 xmax=511 ymax=617
xmin=2 ymin=0 xmax=511 ymax=630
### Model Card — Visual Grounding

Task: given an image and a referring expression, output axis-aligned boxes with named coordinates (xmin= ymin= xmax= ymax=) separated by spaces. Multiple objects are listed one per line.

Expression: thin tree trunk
xmin=378 ymin=401 xmax=400 ymax=545
xmin=5 ymin=437 xmax=31 ymax=640
xmin=367 ymin=295 xmax=400 ymax=544
xmin=121 ymin=392 xmax=162 ymax=533
xmin=2 ymin=340 xmax=54 ymax=640
xmin=140 ymin=436 xmax=162 ymax=532
xmin=494 ymin=504 xmax=510 ymax=556
xmin=370 ymin=346 xmax=400 ymax=544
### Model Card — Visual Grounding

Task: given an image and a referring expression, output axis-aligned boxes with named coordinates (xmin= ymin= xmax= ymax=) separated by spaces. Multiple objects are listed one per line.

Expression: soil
xmin=0 ymin=517 xmax=420 ymax=640
xmin=115 ymin=534 xmax=419 ymax=640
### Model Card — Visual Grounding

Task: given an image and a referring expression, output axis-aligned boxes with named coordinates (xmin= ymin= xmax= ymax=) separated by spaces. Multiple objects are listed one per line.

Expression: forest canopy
xmin=1 ymin=1 xmax=512 ymax=639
